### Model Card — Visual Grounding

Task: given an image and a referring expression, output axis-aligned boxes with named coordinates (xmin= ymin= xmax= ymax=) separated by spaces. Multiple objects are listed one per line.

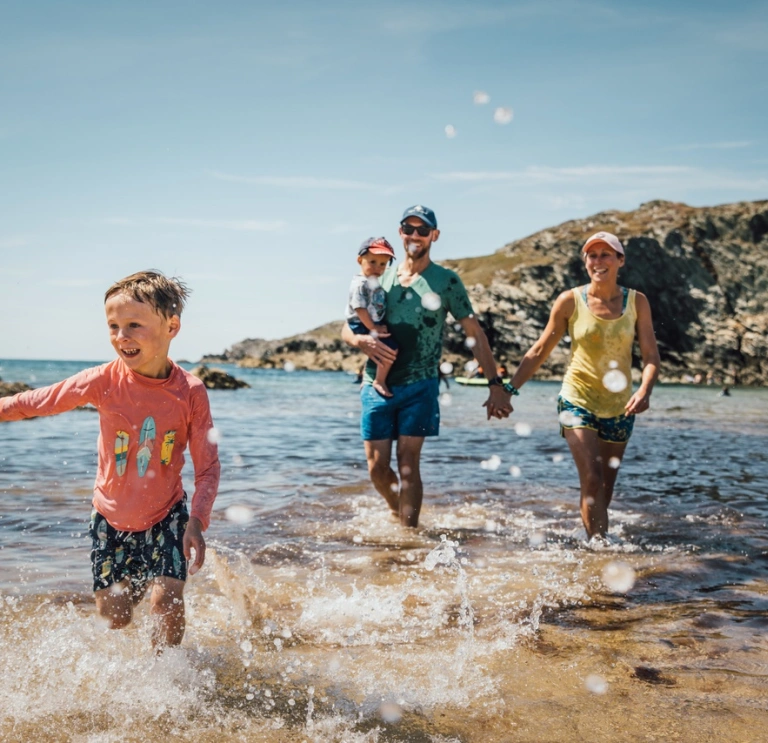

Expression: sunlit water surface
xmin=1 ymin=359 xmax=767 ymax=742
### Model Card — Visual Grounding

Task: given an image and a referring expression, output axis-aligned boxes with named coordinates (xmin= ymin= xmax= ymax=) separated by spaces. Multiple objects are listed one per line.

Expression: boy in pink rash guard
xmin=0 ymin=270 xmax=220 ymax=649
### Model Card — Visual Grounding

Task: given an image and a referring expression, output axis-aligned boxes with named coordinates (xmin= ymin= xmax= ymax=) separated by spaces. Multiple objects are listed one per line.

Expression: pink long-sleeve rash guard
xmin=0 ymin=360 xmax=221 ymax=532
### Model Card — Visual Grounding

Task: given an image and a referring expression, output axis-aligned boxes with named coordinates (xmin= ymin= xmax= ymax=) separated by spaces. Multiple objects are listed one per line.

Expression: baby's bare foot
xmin=373 ymin=380 xmax=393 ymax=398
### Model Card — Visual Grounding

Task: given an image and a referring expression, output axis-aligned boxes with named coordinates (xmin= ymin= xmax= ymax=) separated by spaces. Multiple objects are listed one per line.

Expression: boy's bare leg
xmin=372 ymin=358 xmax=394 ymax=398
xmin=364 ymin=439 xmax=399 ymax=516
xmin=94 ymin=578 xmax=134 ymax=630
xmin=396 ymin=435 xmax=425 ymax=527
xmin=150 ymin=576 xmax=186 ymax=649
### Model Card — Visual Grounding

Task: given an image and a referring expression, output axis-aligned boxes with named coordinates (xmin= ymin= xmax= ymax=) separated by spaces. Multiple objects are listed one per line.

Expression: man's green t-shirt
xmin=364 ymin=262 xmax=474 ymax=387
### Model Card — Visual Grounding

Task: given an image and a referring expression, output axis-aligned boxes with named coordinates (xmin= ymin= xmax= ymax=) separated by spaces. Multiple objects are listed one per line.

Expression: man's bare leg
xmin=396 ymin=435 xmax=425 ymax=527
xmin=364 ymin=439 xmax=399 ymax=515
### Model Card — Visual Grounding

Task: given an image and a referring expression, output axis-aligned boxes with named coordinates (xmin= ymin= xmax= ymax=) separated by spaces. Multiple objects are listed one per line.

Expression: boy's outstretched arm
xmin=0 ymin=368 xmax=102 ymax=420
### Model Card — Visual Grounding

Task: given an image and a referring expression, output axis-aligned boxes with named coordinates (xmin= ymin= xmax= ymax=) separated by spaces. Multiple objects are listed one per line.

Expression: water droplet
xmin=366 ymin=276 xmax=381 ymax=290
xmin=288 ymin=698 xmax=296 ymax=706
xmin=405 ymin=291 xmax=413 ymax=300
xmin=473 ymin=90 xmax=490 ymax=104
xmin=552 ymin=453 xmax=564 ymax=463
xmin=509 ymin=465 xmax=522 ymax=477
xmin=514 ymin=422 xmax=532 ymax=437
xmin=493 ymin=106 xmax=513 ymax=124
xmin=284 ymin=361 xmax=296 ymax=373
xmin=602 ymin=369 xmax=628 ymax=393
xmin=207 ymin=427 xmax=221 ymax=444
xmin=440 ymin=392 xmax=452 ymax=406
xmin=529 ymin=531 xmax=546 ymax=547
xmin=439 ymin=361 xmax=454 ymax=375
xmin=480 ymin=454 xmax=501 ymax=470
xmin=246 ymin=693 xmax=254 ymax=701
xmin=608 ymin=456 xmax=621 ymax=469
xmin=558 ymin=410 xmax=581 ymax=427
xmin=585 ymin=674 xmax=608 ymax=694
xmin=465 ymin=337 xmax=477 ymax=349
xmin=609 ymin=360 xmax=619 ymax=369
xmin=602 ymin=561 xmax=636 ymax=593
xmin=226 ymin=505 xmax=254 ymax=524
xmin=274 ymin=638 xmax=283 ymax=650
xmin=281 ymin=628 xmax=292 ymax=639
xmin=240 ymin=640 xmax=253 ymax=653
xmin=353 ymin=535 xmax=363 ymax=544
xmin=464 ymin=359 xmax=479 ymax=373
xmin=380 ymin=702 xmax=403 ymax=723
xmin=421 ymin=292 xmax=442 ymax=311
xmin=444 ymin=124 xmax=457 ymax=138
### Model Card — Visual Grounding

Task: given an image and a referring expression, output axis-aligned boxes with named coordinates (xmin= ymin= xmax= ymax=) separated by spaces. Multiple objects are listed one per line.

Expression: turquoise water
xmin=1 ymin=358 xmax=767 ymax=741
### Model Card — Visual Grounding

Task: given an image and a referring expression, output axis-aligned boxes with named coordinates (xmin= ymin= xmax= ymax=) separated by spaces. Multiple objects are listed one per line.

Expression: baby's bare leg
xmin=372 ymin=357 xmax=394 ymax=398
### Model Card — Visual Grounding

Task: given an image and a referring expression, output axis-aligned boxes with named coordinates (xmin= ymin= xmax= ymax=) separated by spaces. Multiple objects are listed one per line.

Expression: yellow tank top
xmin=560 ymin=287 xmax=637 ymax=418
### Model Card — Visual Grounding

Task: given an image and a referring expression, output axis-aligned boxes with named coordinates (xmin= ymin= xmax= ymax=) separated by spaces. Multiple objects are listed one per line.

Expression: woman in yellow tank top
xmin=508 ymin=232 xmax=660 ymax=540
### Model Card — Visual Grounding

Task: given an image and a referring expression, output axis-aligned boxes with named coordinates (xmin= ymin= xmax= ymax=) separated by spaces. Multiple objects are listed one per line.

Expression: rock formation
xmin=0 ymin=378 xmax=32 ymax=398
xmin=191 ymin=365 xmax=250 ymax=390
xmin=205 ymin=199 xmax=768 ymax=385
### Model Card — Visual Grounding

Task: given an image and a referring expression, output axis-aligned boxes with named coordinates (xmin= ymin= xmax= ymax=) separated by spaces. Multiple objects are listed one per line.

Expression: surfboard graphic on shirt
xmin=160 ymin=430 xmax=176 ymax=465
xmin=114 ymin=431 xmax=130 ymax=476
xmin=136 ymin=416 xmax=156 ymax=478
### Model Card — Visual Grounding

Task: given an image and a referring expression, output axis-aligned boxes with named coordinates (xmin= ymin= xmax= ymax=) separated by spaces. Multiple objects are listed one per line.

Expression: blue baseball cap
xmin=401 ymin=205 xmax=437 ymax=229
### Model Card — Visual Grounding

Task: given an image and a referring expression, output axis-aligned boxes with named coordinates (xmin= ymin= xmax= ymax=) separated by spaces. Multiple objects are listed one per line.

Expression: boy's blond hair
xmin=104 ymin=270 xmax=190 ymax=318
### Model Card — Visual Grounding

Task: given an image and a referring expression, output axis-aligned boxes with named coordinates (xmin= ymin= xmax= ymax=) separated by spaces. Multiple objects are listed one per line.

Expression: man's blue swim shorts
xmin=361 ymin=377 xmax=440 ymax=440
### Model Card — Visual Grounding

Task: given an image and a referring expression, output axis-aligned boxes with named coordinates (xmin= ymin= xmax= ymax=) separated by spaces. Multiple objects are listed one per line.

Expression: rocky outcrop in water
xmin=205 ymin=199 xmax=768 ymax=385
xmin=0 ymin=379 xmax=32 ymax=398
xmin=191 ymin=365 xmax=250 ymax=389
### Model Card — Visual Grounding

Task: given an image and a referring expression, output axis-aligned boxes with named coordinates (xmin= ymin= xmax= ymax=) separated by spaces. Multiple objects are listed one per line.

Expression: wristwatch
xmin=488 ymin=376 xmax=520 ymax=396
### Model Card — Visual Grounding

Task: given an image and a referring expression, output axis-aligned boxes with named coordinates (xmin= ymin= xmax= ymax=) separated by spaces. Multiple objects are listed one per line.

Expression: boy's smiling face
xmin=105 ymin=293 xmax=180 ymax=378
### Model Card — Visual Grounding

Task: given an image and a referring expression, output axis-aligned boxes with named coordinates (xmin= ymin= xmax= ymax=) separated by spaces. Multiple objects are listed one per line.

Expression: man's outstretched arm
xmin=457 ymin=315 xmax=512 ymax=420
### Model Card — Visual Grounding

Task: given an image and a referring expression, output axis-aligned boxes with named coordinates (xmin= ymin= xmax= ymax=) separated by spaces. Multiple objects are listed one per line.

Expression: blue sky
xmin=1 ymin=0 xmax=766 ymax=361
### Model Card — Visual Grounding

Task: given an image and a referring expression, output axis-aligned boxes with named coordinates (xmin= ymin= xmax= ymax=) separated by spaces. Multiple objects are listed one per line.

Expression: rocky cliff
xmin=205 ymin=199 xmax=768 ymax=385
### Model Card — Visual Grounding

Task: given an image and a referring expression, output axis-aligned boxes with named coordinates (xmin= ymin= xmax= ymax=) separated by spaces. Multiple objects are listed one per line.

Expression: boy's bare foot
xmin=373 ymin=380 xmax=393 ymax=398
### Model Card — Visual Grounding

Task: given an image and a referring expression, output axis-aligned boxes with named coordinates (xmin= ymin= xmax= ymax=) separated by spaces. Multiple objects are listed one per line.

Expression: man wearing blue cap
xmin=342 ymin=205 xmax=514 ymax=527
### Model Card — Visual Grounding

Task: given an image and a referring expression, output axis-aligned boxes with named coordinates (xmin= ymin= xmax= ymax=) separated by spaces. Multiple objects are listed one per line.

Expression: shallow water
xmin=1 ymin=359 xmax=767 ymax=742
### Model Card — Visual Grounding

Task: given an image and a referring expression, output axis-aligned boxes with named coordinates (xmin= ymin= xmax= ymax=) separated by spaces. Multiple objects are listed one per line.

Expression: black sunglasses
xmin=401 ymin=223 xmax=432 ymax=237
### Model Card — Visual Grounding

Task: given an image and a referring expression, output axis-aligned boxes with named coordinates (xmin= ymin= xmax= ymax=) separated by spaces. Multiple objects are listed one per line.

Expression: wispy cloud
xmin=330 ymin=224 xmax=369 ymax=235
xmin=0 ymin=235 xmax=32 ymax=249
xmin=666 ymin=141 xmax=754 ymax=151
xmin=210 ymin=170 xmax=390 ymax=192
xmin=44 ymin=278 xmax=102 ymax=288
xmin=156 ymin=218 xmax=285 ymax=232
xmin=98 ymin=217 xmax=285 ymax=231
xmin=431 ymin=164 xmax=768 ymax=194
xmin=433 ymin=165 xmax=693 ymax=184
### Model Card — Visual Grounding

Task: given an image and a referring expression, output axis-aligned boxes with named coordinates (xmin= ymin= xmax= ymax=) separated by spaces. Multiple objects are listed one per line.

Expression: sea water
xmin=0 ymin=359 xmax=767 ymax=742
